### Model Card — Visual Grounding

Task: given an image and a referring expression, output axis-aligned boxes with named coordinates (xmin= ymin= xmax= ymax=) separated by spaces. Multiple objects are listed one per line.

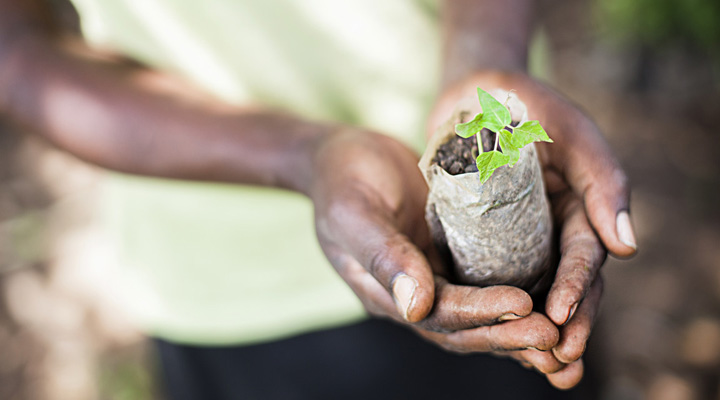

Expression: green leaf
xmin=476 ymin=88 xmax=511 ymax=132
xmin=476 ymin=150 xmax=513 ymax=184
xmin=451 ymin=87 xmax=554 ymax=184
xmin=512 ymin=120 xmax=553 ymax=148
xmin=497 ymin=130 xmax=520 ymax=166
xmin=454 ymin=112 xmax=484 ymax=138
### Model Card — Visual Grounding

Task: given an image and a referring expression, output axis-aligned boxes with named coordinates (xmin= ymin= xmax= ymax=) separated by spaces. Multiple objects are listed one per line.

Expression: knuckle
xmin=324 ymin=196 xmax=354 ymax=224
xmin=368 ymin=234 xmax=407 ymax=277
xmin=561 ymin=232 xmax=601 ymax=255
xmin=368 ymin=248 xmax=392 ymax=279
xmin=549 ymin=276 xmax=585 ymax=304
xmin=612 ymin=168 xmax=630 ymax=194
xmin=555 ymin=344 xmax=586 ymax=364
xmin=562 ymin=251 xmax=596 ymax=269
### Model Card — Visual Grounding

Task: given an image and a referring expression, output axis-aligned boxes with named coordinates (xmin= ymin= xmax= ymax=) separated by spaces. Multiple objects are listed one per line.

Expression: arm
xmin=0 ymin=1 xmax=323 ymax=194
xmin=0 ymin=0 xmax=562 ymax=362
xmin=433 ymin=0 xmax=637 ymax=389
xmin=441 ymin=0 xmax=536 ymax=88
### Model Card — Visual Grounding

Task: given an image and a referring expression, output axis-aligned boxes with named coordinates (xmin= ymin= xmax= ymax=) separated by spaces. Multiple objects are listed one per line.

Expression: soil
xmin=434 ymin=121 xmax=519 ymax=176
xmin=432 ymin=134 xmax=480 ymax=175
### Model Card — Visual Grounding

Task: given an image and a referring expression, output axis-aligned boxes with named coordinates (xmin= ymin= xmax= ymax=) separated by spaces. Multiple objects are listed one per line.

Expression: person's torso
xmin=69 ymin=0 xmax=441 ymax=345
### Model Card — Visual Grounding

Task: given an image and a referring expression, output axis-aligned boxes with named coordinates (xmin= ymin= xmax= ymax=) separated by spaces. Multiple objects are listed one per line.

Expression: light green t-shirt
xmin=69 ymin=0 xmax=442 ymax=345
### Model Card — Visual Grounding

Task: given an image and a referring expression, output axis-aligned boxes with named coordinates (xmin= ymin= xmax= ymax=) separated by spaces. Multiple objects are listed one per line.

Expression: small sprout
xmin=454 ymin=88 xmax=553 ymax=183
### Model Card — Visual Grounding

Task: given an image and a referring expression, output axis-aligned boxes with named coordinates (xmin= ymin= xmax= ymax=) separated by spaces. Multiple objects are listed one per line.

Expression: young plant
xmin=455 ymin=88 xmax=553 ymax=183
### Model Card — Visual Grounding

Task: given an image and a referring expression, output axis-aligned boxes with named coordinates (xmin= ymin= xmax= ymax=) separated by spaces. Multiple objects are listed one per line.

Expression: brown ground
xmin=1 ymin=0 xmax=719 ymax=399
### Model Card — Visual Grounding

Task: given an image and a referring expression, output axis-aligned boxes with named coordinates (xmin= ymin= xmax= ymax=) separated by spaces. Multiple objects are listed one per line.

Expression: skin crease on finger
xmin=552 ymin=277 xmax=604 ymax=364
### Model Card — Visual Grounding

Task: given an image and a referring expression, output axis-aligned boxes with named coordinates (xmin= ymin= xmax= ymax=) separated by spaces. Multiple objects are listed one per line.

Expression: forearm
xmin=441 ymin=0 xmax=537 ymax=88
xmin=0 ymin=34 xmax=327 ymax=194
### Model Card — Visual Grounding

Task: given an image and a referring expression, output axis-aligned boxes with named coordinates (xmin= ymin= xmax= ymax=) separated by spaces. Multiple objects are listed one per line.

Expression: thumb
xmin=557 ymin=125 xmax=637 ymax=257
xmin=364 ymin=231 xmax=436 ymax=323
xmin=571 ymin=155 xmax=636 ymax=257
xmin=318 ymin=200 xmax=436 ymax=323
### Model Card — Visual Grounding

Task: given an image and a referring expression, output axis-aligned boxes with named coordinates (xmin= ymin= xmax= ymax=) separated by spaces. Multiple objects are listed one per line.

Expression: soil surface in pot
xmin=433 ymin=120 xmax=520 ymax=176
xmin=433 ymin=134 xmax=481 ymax=175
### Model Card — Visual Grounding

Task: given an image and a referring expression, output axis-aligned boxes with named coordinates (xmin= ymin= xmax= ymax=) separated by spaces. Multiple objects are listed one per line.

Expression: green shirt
xmin=70 ymin=0 xmax=441 ymax=345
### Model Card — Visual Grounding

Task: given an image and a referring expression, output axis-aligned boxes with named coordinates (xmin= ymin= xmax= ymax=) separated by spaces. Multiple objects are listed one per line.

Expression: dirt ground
xmin=1 ymin=1 xmax=719 ymax=399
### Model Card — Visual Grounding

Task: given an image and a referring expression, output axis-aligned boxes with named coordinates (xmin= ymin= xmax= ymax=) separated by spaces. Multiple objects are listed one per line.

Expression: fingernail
xmin=616 ymin=211 xmax=637 ymax=250
xmin=499 ymin=313 xmax=522 ymax=322
xmin=565 ymin=303 xmax=579 ymax=325
xmin=392 ymin=274 xmax=418 ymax=320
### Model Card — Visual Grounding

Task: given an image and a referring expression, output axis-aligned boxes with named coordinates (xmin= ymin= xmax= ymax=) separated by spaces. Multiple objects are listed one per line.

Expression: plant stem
xmin=476 ymin=132 xmax=484 ymax=154
xmin=504 ymin=90 xmax=515 ymax=107
xmin=493 ymin=131 xmax=499 ymax=151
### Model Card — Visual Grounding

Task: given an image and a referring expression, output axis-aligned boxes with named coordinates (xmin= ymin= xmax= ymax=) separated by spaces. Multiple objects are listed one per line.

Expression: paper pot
xmin=418 ymin=92 xmax=553 ymax=294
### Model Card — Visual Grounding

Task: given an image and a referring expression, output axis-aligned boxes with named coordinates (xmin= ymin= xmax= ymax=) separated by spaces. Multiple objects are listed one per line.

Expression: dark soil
xmin=434 ymin=121 xmax=519 ymax=175
xmin=433 ymin=134 xmax=481 ymax=175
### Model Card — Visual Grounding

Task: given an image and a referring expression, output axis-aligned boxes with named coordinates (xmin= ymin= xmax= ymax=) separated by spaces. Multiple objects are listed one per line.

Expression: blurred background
xmin=1 ymin=0 xmax=719 ymax=399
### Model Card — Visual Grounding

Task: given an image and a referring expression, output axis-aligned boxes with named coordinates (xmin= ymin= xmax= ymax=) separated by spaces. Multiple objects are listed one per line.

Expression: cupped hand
xmin=428 ymin=70 xmax=636 ymax=389
xmin=309 ymin=127 xmax=560 ymax=363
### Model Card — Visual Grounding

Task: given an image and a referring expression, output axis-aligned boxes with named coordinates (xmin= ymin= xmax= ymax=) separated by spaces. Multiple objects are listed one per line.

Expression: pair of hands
xmin=0 ymin=1 xmax=634 ymax=388
xmin=309 ymin=71 xmax=636 ymax=390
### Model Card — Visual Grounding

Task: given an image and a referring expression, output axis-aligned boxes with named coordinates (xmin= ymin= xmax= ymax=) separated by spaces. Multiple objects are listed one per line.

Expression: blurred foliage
xmin=99 ymin=356 xmax=156 ymax=400
xmin=2 ymin=211 xmax=48 ymax=267
xmin=596 ymin=0 xmax=720 ymax=56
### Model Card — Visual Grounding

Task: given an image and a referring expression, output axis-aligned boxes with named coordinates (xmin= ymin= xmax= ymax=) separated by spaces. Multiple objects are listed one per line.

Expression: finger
xmin=417 ymin=280 xmax=533 ymax=332
xmin=552 ymin=276 xmax=604 ymax=364
xmin=553 ymin=122 xmax=637 ymax=257
xmin=545 ymin=193 xmax=606 ymax=326
xmin=546 ymin=359 xmax=584 ymax=390
xmin=327 ymin=248 xmax=534 ymax=335
xmin=419 ymin=312 xmax=559 ymax=353
xmin=512 ymin=349 xmax=566 ymax=374
xmin=317 ymin=240 xmax=398 ymax=318
xmin=320 ymin=202 xmax=436 ymax=323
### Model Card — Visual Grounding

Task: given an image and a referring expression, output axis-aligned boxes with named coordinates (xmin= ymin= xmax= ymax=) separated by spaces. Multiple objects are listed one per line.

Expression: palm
xmin=310 ymin=129 xmax=435 ymax=320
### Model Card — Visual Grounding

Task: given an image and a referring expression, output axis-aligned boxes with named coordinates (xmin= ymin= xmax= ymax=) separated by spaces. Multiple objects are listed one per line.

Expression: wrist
xmin=271 ymin=117 xmax=335 ymax=195
xmin=440 ymin=0 xmax=535 ymax=89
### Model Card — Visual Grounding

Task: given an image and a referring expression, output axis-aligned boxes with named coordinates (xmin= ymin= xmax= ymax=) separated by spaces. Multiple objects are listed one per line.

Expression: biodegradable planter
xmin=419 ymin=92 xmax=553 ymax=294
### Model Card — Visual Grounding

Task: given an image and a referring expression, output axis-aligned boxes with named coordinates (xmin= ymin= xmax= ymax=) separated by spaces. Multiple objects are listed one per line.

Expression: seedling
xmin=419 ymin=89 xmax=554 ymax=293
xmin=455 ymin=88 xmax=553 ymax=183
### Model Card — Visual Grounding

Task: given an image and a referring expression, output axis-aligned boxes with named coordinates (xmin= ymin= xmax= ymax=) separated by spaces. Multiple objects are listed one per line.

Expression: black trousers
xmin=155 ymin=318 xmax=598 ymax=400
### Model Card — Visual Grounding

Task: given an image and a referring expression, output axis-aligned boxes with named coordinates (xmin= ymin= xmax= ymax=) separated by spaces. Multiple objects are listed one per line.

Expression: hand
xmin=309 ymin=127 xmax=561 ymax=361
xmin=429 ymin=70 xmax=637 ymax=389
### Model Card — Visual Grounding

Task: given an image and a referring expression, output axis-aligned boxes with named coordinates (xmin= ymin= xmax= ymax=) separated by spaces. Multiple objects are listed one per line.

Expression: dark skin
xmin=0 ymin=0 xmax=636 ymax=390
